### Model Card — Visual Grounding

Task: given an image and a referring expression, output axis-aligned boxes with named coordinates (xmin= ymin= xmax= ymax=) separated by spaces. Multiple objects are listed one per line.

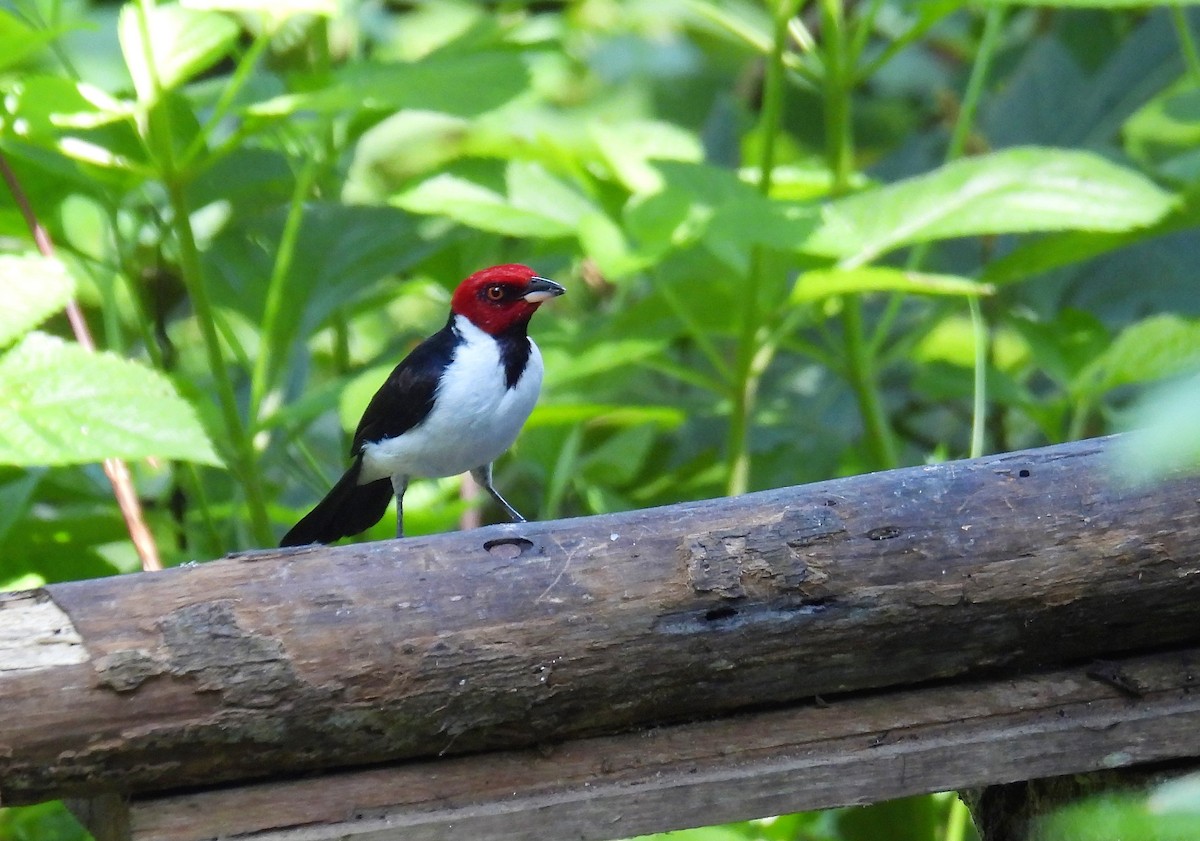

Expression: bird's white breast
xmin=359 ymin=315 xmax=544 ymax=482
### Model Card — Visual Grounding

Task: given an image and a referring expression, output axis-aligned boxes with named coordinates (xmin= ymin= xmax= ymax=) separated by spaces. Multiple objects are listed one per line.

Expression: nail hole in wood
xmin=483 ymin=537 xmax=534 ymax=559
xmin=866 ymin=526 xmax=902 ymax=541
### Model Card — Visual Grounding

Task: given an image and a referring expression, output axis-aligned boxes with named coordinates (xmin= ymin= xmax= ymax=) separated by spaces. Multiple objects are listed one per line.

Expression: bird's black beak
xmin=522 ymin=276 xmax=566 ymax=303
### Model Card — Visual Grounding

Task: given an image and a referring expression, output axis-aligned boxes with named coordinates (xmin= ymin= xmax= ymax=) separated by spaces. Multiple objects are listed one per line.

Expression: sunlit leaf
xmin=119 ymin=3 xmax=238 ymax=101
xmin=1076 ymin=314 xmax=1200 ymax=396
xmin=394 ymin=168 xmax=585 ymax=238
xmin=805 ymin=147 xmax=1176 ymax=266
xmin=528 ymin=403 xmax=686 ymax=429
xmin=0 ymin=9 xmax=64 ymax=72
xmin=790 ymin=267 xmax=991 ymax=305
xmin=247 ymin=52 xmax=528 ymax=118
xmin=590 ymin=120 xmax=704 ymax=193
xmin=0 ymin=255 xmax=75 ymax=349
xmin=183 ymin=0 xmax=337 ymax=17
xmin=0 ymin=333 xmax=222 ymax=466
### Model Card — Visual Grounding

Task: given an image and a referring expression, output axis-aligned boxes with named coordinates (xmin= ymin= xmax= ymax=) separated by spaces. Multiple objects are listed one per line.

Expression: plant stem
xmin=249 ymin=149 xmax=321 ymax=425
xmin=725 ymin=3 xmax=792 ymax=497
xmin=136 ymin=0 xmax=273 ymax=547
xmin=181 ymin=30 xmax=273 ymax=170
xmin=907 ymin=6 xmax=1005 ymax=459
xmin=820 ymin=0 xmax=898 ymax=470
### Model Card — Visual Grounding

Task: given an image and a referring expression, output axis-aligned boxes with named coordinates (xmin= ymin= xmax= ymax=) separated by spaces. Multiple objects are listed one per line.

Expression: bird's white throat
xmin=358 ymin=315 xmax=544 ymax=483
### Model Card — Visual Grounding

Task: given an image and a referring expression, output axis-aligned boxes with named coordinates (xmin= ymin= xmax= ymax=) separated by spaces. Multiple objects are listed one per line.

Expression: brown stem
xmin=0 ymin=152 xmax=162 ymax=571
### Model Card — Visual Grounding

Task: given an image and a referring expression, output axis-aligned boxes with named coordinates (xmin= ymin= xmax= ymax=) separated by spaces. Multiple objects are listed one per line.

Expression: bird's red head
xmin=450 ymin=264 xmax=566 ymax=335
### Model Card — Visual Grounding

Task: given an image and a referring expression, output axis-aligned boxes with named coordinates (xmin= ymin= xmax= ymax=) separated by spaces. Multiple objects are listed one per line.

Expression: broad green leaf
xmin=913 ymin=315 xmax=1029 ymax=372
xmin=1125 ymin=84 xmax=1200 ymax=166
xmin=527 ymin=403 xmax=686 ymax=429
xmin=581 ymin=424 xmax=658 ymax=485
xmin=790 ymin=267 xmax=992 ymax=306
xmin=0 ymin=333 xmax=222 ymax=466
xmin=2 ymin=76 xmax=147 ymax=174
xmin=590 ymin=120 xmax=703 ymax=193
xmin=395 ymin=172 xmax=576 ymax=238
xmin=119 ymin=3 xmax=238 ymax=102
xmin=183 ymin=0 xmax=336 ymax=17
xmin=0 ymin=9 xmax=64 ymax=72
xmin=507 ymin=161 xmax=597 ymax=229
xmin=624 ymin=161 xmax=816 ymax=270
xmin=577 ymin=211 xmax=651 ymax=279
xmin=1076 ymin=314 xmax=1200 ymax=396
xmin=205 ymin=203 xmax=428 ymax=367
xmin=0 ymin=255 xmax=76 ymax=348
xmin=543 ymin=339 xmax=665 ymax=388
xmin=805 ymin=147 xmax=1176 ymax=266
xmin=247 ymin=52 xmax=528 ymax=118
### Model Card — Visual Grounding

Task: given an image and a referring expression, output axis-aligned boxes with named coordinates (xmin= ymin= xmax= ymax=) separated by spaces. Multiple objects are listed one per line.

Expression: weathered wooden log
xmin=2 ymin=435 xmax=1199 ymax=805
xmin=117 ymin=646 xmax=1200 ymax=841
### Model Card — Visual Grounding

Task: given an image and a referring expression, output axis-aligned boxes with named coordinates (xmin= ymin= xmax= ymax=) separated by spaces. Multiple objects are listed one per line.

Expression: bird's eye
xmin=485 ymin=285 xmax=505 ymax=301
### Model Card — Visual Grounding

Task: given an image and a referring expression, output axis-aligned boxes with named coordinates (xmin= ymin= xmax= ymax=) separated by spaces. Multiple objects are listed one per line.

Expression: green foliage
xmin=0 ymin=254 xmax=75 ymax=347
xmin=0 ymin=332 xmax=221 ymax=466
xmin=1033 ymin=773 xmax=1200 ymax=841
xmin=1 ymin=0 xmax=1198 ymax=838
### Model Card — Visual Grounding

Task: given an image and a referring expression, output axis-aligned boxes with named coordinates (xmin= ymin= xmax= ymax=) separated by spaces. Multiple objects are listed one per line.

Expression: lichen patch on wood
xmin=682 ymin=505 xmax=845 ymax=599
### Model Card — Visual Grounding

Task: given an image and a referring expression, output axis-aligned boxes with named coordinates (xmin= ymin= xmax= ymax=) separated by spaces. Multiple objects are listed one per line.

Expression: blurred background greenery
xmin=2 ymin=0 xmax=1200 ymax=838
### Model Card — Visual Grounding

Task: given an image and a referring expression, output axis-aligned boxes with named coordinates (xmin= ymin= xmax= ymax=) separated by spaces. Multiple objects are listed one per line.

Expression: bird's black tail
xmin=280 ymin=458 xmax=393 ymax=547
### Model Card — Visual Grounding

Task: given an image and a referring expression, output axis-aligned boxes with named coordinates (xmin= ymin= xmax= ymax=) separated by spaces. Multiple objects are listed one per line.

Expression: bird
xmin=280 ymin=264 xmax=565 ymax=546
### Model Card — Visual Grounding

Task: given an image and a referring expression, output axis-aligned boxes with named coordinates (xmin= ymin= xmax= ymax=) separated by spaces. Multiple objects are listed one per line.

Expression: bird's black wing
xmin=351 ymin=318 xmax=459 ymax=455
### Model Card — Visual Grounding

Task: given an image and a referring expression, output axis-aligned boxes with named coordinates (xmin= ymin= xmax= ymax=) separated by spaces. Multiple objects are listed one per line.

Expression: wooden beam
xmin=122 ymin=646 xmax=1200 ymax=841
xmin=4 ymin=435 xmax=1200 ymax=805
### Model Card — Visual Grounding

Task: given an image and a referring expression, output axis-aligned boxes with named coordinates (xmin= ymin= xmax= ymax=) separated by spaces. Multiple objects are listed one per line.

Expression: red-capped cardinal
xmin=281 ymin=264 xmax=565 ymax=546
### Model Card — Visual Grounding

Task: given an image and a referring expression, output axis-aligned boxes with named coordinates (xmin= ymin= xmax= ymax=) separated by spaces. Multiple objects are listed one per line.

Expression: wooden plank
xmin=127 ymin=647 xmax=1200 ymax=841
xmin=5 ymin=436 xmax=1200 ymax=802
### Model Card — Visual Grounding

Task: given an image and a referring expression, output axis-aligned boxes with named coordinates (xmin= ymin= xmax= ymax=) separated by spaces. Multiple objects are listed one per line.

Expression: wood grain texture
xmin=4 ymin=435 xmax=1200 ymax=804
xmin=124 ymin=647 xmax=1200 ymax=841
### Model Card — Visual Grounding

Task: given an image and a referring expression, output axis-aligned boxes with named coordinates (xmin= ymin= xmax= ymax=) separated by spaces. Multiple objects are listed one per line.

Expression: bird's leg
xmin=391 ymin=474 xmax=409 ymax=538
xmin=470 ymin=464 xmax=526 ymax=523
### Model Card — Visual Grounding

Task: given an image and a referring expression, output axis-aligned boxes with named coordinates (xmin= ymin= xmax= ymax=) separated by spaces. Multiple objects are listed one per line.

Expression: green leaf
xmin=119 ymin=3 xmax=238 ymax=102
xmin=0 ymin=469 xmax=43 ymax=548
xmin=0 ymin=255 xmax=76 ymax=349
xmin=624 ymin=161 xmax=816 ymax=271
xmin=0 ymin=9 xmax=64 ymax=72
xmin=590 ymin=120 xmax=703 ymax=193
xmin=789 ymin=267 xmax=992 ymax=306
xmin=396 ymin=173 xmax=570 ymax=236
xmin=0 ymin=333 xmax=222 ymax=466
xmin=527 ymin=403 xmax=686 ymax=429
xmin=182 ymin=0 xmax=337 ymax=18
xmin=805 ymin=147 xmax=1176 ymax=266
xmin=1076 ymin=314 xmax=1200 ymax=396
xmin=394 ymin=162 xmax=596 ymax=239
xmin=1125 ymin=83 xmax=1200 ymax=167
xmin=247 ymin=52 xmax=529 ymax=118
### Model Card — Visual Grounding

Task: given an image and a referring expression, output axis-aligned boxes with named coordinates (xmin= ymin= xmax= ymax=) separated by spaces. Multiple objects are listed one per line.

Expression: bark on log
xmin=119 ymin=647 xmax=1200 ymax=841
xmin=2 ymin=435 xmax=1199 ymax=804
